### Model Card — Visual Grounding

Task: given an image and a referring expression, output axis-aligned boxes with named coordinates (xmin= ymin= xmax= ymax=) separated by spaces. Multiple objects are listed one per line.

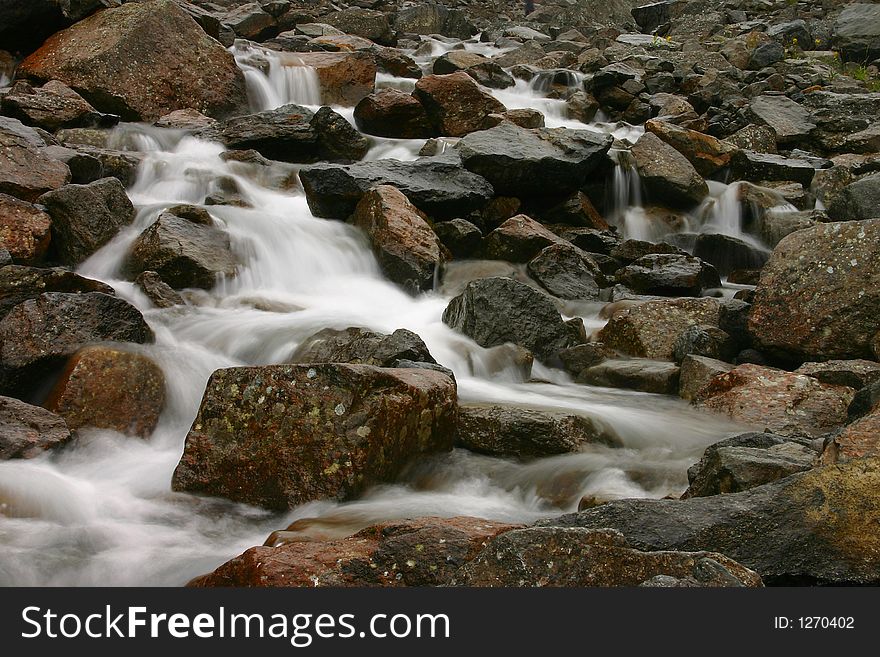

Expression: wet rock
xmin=749 ymin=219 xmax=880 ymax=362
xmin=221 ymin=3 xmax=275 ymax=41
xmin=610 ymin=239 xmax=686 ymax=264
xmin=683 ymin=433 xmax=816 ymax=499
xmin=1 ymin=80 xmax=115 ymax=132
xmin=0 ymin=292 xmax=153 ymax=396
xmin=558 ymin=343 xmax=608 ymax=379
xmin=483 ymin=214 xmax=564 ymax=263
xmin=0 ymin=396 xmax=70 ymax=461
xmin=598 ymin=297 xmax=723 ymax=361
xmin=754 ymin=209 xmax=823 ymax=248
xmin=730 ymin=150 xmax=816 ymax=186
xmin=41 ymin=145 xmax=104 ymax=184
xmin=820 ymin=402 xmax=880 ymax=464
xmin=287 ymin=52 xmax=376 ymax=107
xmin=45 ymin=346 xmax=165 ymax=438
xmin=630 ymin=132 xmax=709 ymax=208
xmin=827 ymin=173 xmax=880 ymax=223
xmin=66 ymin=146 xmax=141 ymax=187
xmin=393 ymin=5 xmax=476 ymax=40
xmin=126 ymin=210 xmax=238 ymax=290
xmin=692 ymin=233 xmax=769 ymax=278
xmin=679 ymin=355 xmax=733 ymax=402
xmin=134 ymin=271 xmax=184 ymax=309
xmin=324 ymin=8 xmax=394 ymax=46
xmin=38 ymin=177 xmax=134 ymax=265
xmin=413 ymin=72 xmax=506 ymax=137
xmin=796 ymin=360 xmax=880 ymax=391
xmin=616 ymin=253 xmax=721 ymax=297
xmin=18 ymin=0 xmax=247 ymax=121
xmin=353 ymin=89 xmax=433 ymax=139
xmin=433 ymin=219 xmax=482 ymax=259
xmin=0 ymin=265 xmax=114 ymax=320
xmin=527 ymin=243 xmax=601 ymax=300
xmin=191 ymin=517 xmax=517 ymax=587
xmin=672 ymin=325 xmax=736 ymax=365
xmin=373 ymin=47 xmax=422 ymax=79
xmin=352 ymin=184 xmax=444 ymax=293
xmin=466 ymin=62 xmax=515 ymax=90
xmin=171 ymin=364 xmax=456 ymax=510
xmin=433 ymin=51 xmax=488 ymax=75
xmin=0 ymin=194 xmax=52 ymax=265
xmin=579 ymin=359 xmax=680 ymax=395
xmin=449 ymin=527 xmax=761 ymax=587
xmin=0 ymin=117 xmax=71 ymax=202
xmin=694 ymin=364 xmax=854 ymax=438
xmin=542 ymin=457 xmax=880 ymax=585
xmin=300 ymin=159 xmax=494 ymax=220
xmin=456 ymin=404 xmax=616 ymax=459
xmin=456 ymin=122 xmax=612 ymax=197
xmin=290 ymin=327 xmax=435 ymax=369
xmin=0 ymin=1 xmax=119 ymax=55
xmin=834 ymin=3 xmax=880 ymax=63
xmin=442 ymin=277 xmax=578 ymax=362
xmin=644 ymin=119 xmax=735 ymax=177
xmin=747 ymin=95 xmax=816 ymax=146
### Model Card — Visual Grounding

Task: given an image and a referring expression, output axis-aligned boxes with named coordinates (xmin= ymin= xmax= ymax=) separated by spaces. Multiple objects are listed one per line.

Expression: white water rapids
xmin=0 ymin=39 xmax=770 ymax=586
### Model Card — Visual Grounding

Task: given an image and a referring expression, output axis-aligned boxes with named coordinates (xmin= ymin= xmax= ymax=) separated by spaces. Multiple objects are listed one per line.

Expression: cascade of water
xmin=231 ymin=42 xmax=322 ymax=111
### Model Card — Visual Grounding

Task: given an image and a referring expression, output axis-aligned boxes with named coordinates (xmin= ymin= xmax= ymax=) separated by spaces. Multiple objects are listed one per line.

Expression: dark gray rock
xmin=678 ymin=355 xmax=732 ymax=401
xmin=747 ymin=42 xmax=784 ymax=70
xmin=527 ymin=243 xmax=601 ymax=300
xmin=433 ymin=219 xmax=482 ymax=259
xmin=693 ymin=233 xmax=769 ymax=277
xmin=134 ymin=270 xmax=184 ymax=308
xmin=578 ymin=359 xmax=680 ymax=395
xmin=290 ymin=327 xmax=435 ymax=368
xmin=834 ymin=3 xmax=880 ymax=62
xmin=730 ymin=150 xmax=816 ymax=186
xmin=747 ymin=95 xmax=816 ymax=145
xmin=0 ymin=395 xmax=71 ymax=460
xmin=672 ymin=325 xmax=737 ymax=364
xmin=827 ymin=173 xmax=880 ymax=223
xmin=0 ymin=264 xmax=114 ymax=321
xmin=631 ymin=1 xmax=670 ymax=35
xmin=616 ymin=253 xmax=721 ymax=297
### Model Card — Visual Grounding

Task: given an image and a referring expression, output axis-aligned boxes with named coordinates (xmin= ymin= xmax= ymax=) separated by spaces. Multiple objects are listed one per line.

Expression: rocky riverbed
xmin=1 ymin=0 xmax=879 ymax=587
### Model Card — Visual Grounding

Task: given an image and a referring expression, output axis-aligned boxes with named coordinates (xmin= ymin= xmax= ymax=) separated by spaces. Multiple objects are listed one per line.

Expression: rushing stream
xmin=0 ymin=38 xmax=771 ymax=586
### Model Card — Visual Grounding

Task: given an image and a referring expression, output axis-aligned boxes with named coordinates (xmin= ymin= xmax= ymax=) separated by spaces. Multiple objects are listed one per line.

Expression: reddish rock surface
xmin=413 ymin=71 xmax=506 ymax=137
xmin=0 ymin=193 xmax=52 ymax=264
xmin=820 ymin=401 xmax=880 ymax=464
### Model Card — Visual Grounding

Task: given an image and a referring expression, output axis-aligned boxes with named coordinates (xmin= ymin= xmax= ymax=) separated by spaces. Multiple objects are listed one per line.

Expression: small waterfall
xmin=231 ymin=42 xmax=322 ymax=111
xmin=702 ymin=181 xmax=746 ymax=238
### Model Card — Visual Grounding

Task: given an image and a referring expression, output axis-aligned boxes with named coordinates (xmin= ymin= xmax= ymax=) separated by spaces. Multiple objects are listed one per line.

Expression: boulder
xmin=394 ymin=5 xmax=476 ymax=40
xmin=0 ymin=80 xmax=115 ymax=132
xmin=0 ymin=1 xmax=118 ymax=55
xmin=42 ymin=145 xmax=104 ymax=184
xmin=796 ymin=360 xmax=880 ymax=391
xmin=644 ymin=119 xmax=735 ymax=177
xmin=678 ymin=355 xmax=732 ymax=402
xmin=456 ymin=122 xmax=612 ymax=197
xmin=413 ymin=72 xmax=506 ymax=138
xmin=134 ymin=271 xmax=184 ymax=309
xmin=45 ymin=346 xmax=165 ymax=438
xmin=0 ymin=194 xmax=52 ymax=264
xmin=433 ymin=219 xmax=482 ymax=259
xmin=18 ymin=0 xmax=247 ymax=121
xmin=747 ymin=42 xmax=784 ymax=70
xmin=284 ymin=52 xmax=376 ymax=107
xmin=578 ymin=359 xmax=681 ymax=395
xmin=300 ymin=159 xmax=493 ymax=220
xmin=692 ymin=233 xmax=769 ymax=277
xmin=630 ymin=132 xmax=709 ymax=208
xmin=373 ymin=47 xmax=422 ymax=79
xmin=0 ymin=292 xmax=153 ymax=396
xmin=749 ymin=219 xmax=880 ymax=362
xmin=694 ymin=364 xmax=854 ymax=438
xmin=0 ymin=395 xmax=71 ymax=460
xmin=616 ymin=253 xmax=721 ymax=297
xmin=527 ymin=243 xmax=600 ymax=300
xmin=442 ymin=277 xmax=578 ymax=362
xmin=827 ymin=173 xmax=880 ymax=222
xmin=221 ymin=3 xmax=274 ymax=41
xmin=683 ymin=433 xmax=816 ymax=498
xmin=747 ymin=96 xmax=816 ymax=146
xmin=632 ymin=2 xmax=671 ymax=34
xmin=353 ymin=89 xmax=433 ymax=139
xmin=323 ymin=8 xmax=395 ymax=46
xmin=0 ymin=117 xmax=71 ymax=202
xmin=820 ymin=402 xmax=880 ymax=464
xmin=126 ymin=210 xmax=238 ymax=290
xmin=0 ymin=264 xmax=114 ymax=320
xmin=483 ymin=215 xmax=564 ymax=263
xmin=672 ymin=325 xmax=736 ymax=365
xmin=290 ymin=327 xmax=435 ymax=368
xmin=449 ymin=527 xmax=761 ymax=587
xmin=456 ymin=404 xmax=617 ymax=459
xmin=433 ymin=51 xmax=489 ymax=75
xmin=191 ymin=517 xmax=517 ymax=587
xmin=171 ymin=364 xmax=456 ymax=509
xmin=38 ymin=177 xmax=134 ymax=265
xmin=834 ymin=3 xmax=880 ymax=62
xmin=541 ymin=457 xmax=880 ymax=585
xmin=730 ymin=150 xmax=815 ymax=186
xmin=352 ymin=185 xmax=444 ymax=293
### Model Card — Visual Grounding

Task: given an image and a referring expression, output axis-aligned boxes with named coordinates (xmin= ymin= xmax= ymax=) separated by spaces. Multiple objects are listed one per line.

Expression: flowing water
xmin=0 ymin=40 xmax=768 ymax=586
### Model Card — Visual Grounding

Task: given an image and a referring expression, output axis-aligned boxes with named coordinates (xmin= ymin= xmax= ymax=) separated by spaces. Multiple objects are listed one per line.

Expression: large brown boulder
xmin=630 ymin=132 xmax=709 ymax=208
xmin=18 ymin=0 xmax=247 ymax=121
xmin=0 ymin=80 xmax=113 ymax=132
xmin=749 ymin=219 xmax=880 ymax=363
xmin=0 ymin=117 xmax=70 ymax=202
xmin=353 ymin=89 xmax=434 ymax=139
xmin=0 ymin=194 xmax=52 ymax=265
xmin=285 ymin=52 xmax=376 ymax=107
xmin=45 ymin=346 xmax=165 ymax=438
xmin=0 ymin=395 xmax=71 ymax=460
xmin=820 ymin=401 xmax=880 ymax=464
xmin=413 ymin=72 xmax=506 ymax=137
xmin=644 ymin=119 xmax=736 ymax=177
xmin=171 ymin=364 xmax=457 ymax=510
xmin=694 ymin=364 xmax=855 ymax=438
xmin=352 ymin=185 xmax=445 ymax=293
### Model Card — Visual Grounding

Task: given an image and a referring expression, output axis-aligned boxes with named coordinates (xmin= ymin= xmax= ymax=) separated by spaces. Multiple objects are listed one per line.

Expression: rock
xmin=820 ymin=403 xmax=880 ymax=464
xmin=684 ymin=433 xmax=816 ymax=499
xmin=449 ymin=527 xmax=761 ymax=587
xmin=726 ymin=124 xmax=777 ymax=154
xmin=42 ymin=145 xmax=103 ymax=184
xmin=0 ymin=80 xmax=115 ymax=132
xmin=126 ymin=210 xmax=238 ymax=290
xmin=747 ymin=42 xmax=784 ymax=70
xmin=221 ymin=3 xmax=274 ymax=41
xmin=527 ymin=243 xmax=600 ymax=300
xmin=616 ymin=254 xmax=721 ymax=297
xmin=442 ymin=277 xmax=578 ymax=362
xmin=679 ymin=355 xmax=732 ymax=402
xmin=134 ymin=271 xmax=184 ymax=309
xmin=373 ymin=47 xmax=422 ymax=79
xmin=610 ymin=239 xmax=686 ymax=264
xmin=730 ymin=150 xmax=816 ymax=187
xmin=18 ymin=0 xmax=247 ymax=121
xmin=466 ymin=62 xmax=515 ymax=90
xmin=749 ymin=219 xmax=880 ymax=362
xmin=300 ymin=159 xmax=493 ymax=220
xmin=0 ymin=292 xmax=153 ymax=396
xmin=394 ymin=5 xmax=476 ymax=40
xmin=191 ymin=517 xmax=517 ymax=587
xmin=285 ymin=52 xmax=376 ymax=107
xmin=433 ymin=51 xmax=488 ymax=75
xmin=767 ymin=20 xmax=811 ymax=48
xmin=37 ymin=177 xmax=134 ymax=265
xmin=849 ymin=381 xmax=880 ymax=421
xmin=413 ymin=72 xmax=506 ymax=138
xmin=754 ymin=209 xmax=823 ymax=248
xmin=456 ymin=404 xmax=616 ymax=459
xmin=0 ymin=264 xmax=114 ymax=320
xmin=579 ymin=359 xmax=680 ymax=395
xmin=171 ymin=364 xmax=456 ymax=510
xmin=542 ymin=457 xmax=880 ymax=585
xmin=827 ymin=173 xmax=880 ymax=223
xmin=433 ymin=219 xmax=482 ymax=259
xmin=598 ymin=297 xmax=722 ymax=361
xmin=456 ymin=122 xmax=612 ymax=197
xmin=290 ymin=327 xmax=435 ymax=368
xmin=353 ymin=89 xmax=433 ymax=139
xmin=0 ymin=395 xmax=70 ymax=461
xmin=483 ymin=215 xmax=564 ymax=263
xmin=0 ymin=117 xmax=71 ymax=202
xmin=323 ymin=8 xmax=394 ymax=46
xmin=220 ymin=104 xmax=367 ymax=164
xmin=692 ymin=233 xmax=769 ymax=277
xmin=632 ymin=1 xmax=670 ymax=34
xmin=352 ymin=185 xmax=444 ymax=293
xmin=834 ymin=3 xmax=880 ymax=62
xmin=747 ymin=95 xmax=816 ymax=146
xmin=630 ymin=132 xmax=708 ymax=208
xmin=0 ymin=193 xmax=52 ymax=264
xmin=644 ymin=119 xmax=735 ymax=177
xmin=0 ymin=1 xmax=120 ymax=55
xmin=694 ymin=364 xmax=854 ymax=438
xmin=558 ymin=343 xmax=608 ymax=378
xmin=45 ymin=346 xmax=165 ymax=438
xmin=672 ymin=325 xmax=736 ymax=365
xmin=796 ymin=360 xmax=880 ymax=391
